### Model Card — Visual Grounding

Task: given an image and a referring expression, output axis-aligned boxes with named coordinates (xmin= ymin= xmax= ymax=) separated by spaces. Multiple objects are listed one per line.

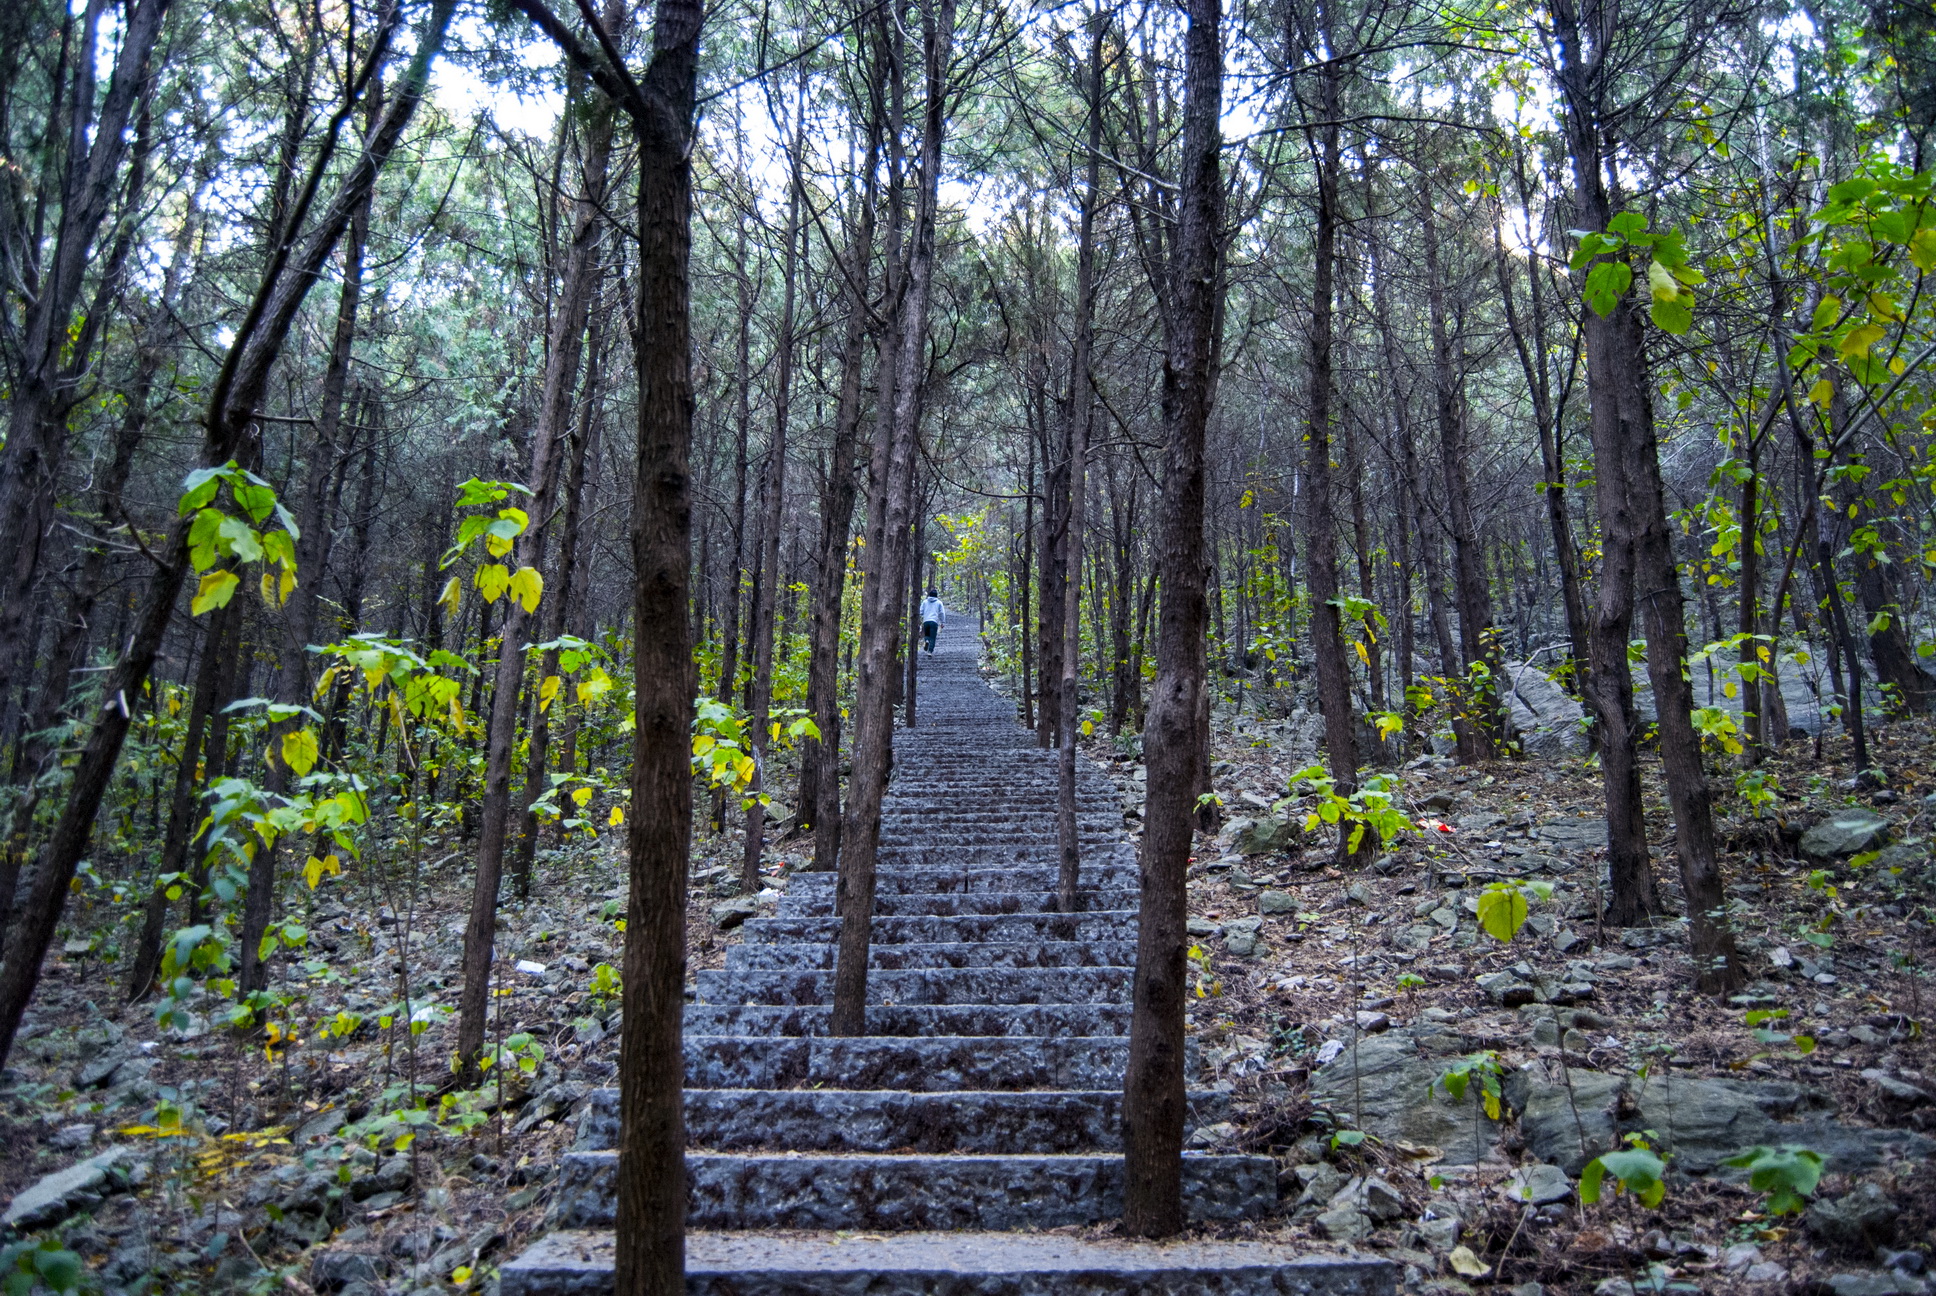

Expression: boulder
xmin=2 ymin=1147 xmax=141 ymax=1230
xmin=710 ymin=897 xmax=760 ymax=930
xmin=1801 ymin=811 xmax=1892 ymax=859
xmin=1310 ymin=1029 xmax=1500 ymax=1165
xmin=1223 ymin=916 xmax=1265 ymax=958
xmin=1232 ymin=816 xmax=1302 ymax=856
xmin=1314 ymin=1204 xmax=1372 ymax=1242
xmin=1502 ymin=1163 xmax=1572 ymax=1206
xmin=1501 ymin=663 xmax=1589 ymax=759
xmin=1257 ymin=890 xmax=1296 ymax=915
xmin=1806 ymin=1182 xmax=1900 ymax=1251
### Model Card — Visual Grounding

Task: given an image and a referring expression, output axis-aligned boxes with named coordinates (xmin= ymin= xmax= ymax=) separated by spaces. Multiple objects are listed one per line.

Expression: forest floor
xmin=1 ymin=687 xmax=1933 ymax=1296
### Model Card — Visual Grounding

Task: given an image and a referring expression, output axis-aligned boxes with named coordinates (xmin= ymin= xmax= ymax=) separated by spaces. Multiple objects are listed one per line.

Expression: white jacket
xmin=919 ymin=596 xmax=945 ymax=625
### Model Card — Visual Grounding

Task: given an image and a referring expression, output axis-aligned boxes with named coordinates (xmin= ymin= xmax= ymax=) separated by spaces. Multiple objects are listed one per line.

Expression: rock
xmin=1314 ymin=1204 xmax=1373 ymax=1242
xmin=1233 ymin=816 xmax=1302 ymax=856
xmin=1501 ymin=662 xmax=1589 ymax=759
xmin=1186 ymin=917 xmax=1219 ymax=937
xmin=1416 ymin=1214 xmax=1461 ymax=1252
xmin=1881 ymin=1249 xmax=1926 ymax=1275
xmin=1310 ymin=1029 xmax=1501 ymax=1165
xmin=294 ymin=1107 xmax=347 ymax=1144
xmin=1863 ymin=1069 xmax=1932 ymax=1108
xmin=1801 ymin=811 xmax=1892 ymax=859
xmin=710 ymin=897 xmax=759 ymax=930
xmin=311 ymin=1250 xmax=383 ymax=1291
xmin=1826 ymin=1273 xmax=1923 ymax=1296
xmin=1354 ymin=1176 xmax=1407 ymax=1222
xmin=48 ymin=1123 xmax=95 ymax=1151
xmin=1745 ymin=1261 xmax=1789 ymax=1282
xmin=2 ymin=1147 xmax=138 ymax=1230
xmin=1257 ymin=890 xmax=1296 ymax=915
xmin=1291 ymin=1161 xmax=1345 ymax=1209
xmin=1723 ymin=1243 xmax=1763 ymax=1271
xmin=74 ymin=1050 xmax=129 ymax=1088
xmin=1478 ymin=971 xmax=1537 ymax=1007
xmin=1808 ymin=1183 xmax=1901 ymax=1251
xmin=1223 ymin=915 xmax=1264 ymax=957
xmin=1502 ymin=1164 xmax=1572 ymax=1206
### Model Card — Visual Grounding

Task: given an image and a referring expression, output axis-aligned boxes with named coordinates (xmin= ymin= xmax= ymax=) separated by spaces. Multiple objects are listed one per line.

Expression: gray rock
xmin=1415 ymin=1215 xmax=1460 ymax=1252
xmin=1478 ymin=971 xmax=1537 ymax=1007
xmin=1233 ymin=816 xmax=1302 ymax=856
xmin=1257 ymin=890 xmax=1296 ymax=915
xmin=294 ymin=1107 xmax=347 ymax=1144
xmin=1826 ymin=1273 xmax=1924 ymax=1296
xmin=1502 ymin=1164 xmax=1572 ymax=1206
xmin=1314 ymin=1204 xmax=1373 ymax=1242
xmin=1292 ymin=1162 xmax=1345 ymax=1209
xmin=1353 ymin=1176 xmax=1406 ymax=1222
xmin=1310 ymin=1029 xmax=1501 ymax=1165
xmin=1807 ymin=1183 xmax=1901 ymax=1251
xmin=711 ymin=897 xmax=760 ymax=930
xmin=1801 ymin=811 xmax=1892 ymax=859
xmin=1863 ymin=1069 xmax=1932 ymax=1108
xmin=1501 ymin=663 xmax=1588 ymax=759
xmin=1745 ymin=1261 xmax=1789 ymax=1283
xmin=2 ymin=1147 xmax=137 ymax=1230
xmin=311 ymin=1250 xmax=383 ymax=1291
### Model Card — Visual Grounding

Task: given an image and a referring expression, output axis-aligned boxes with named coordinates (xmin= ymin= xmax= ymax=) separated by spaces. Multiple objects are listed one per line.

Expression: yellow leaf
xmin=1353 ymin=639 xmax=1370 ymax=666
xmin=192 ymin=569 xmax=240 ymax=616
xmin=572 ymin=787 xmax=593 ymax=807
xmin=282 ymin=727 xmax=320 ymax=776
xmin=539 ymin=675 xmax=562 ymax=714
xmin=1839 ymin=322 xmax=1887 ymax=358
xmin=304 ymin=856 xmax=325 ymax=889
xmin=1448 ymin=1246 xmax=1490 ymax=1278
xmin=439 ymin=575 xmax=462 ymax=617
xmin=1808 ymin=378 xmax=1834 ymax=409
xmin=451 ymin=1266 xmax=473 ymax=1286
xmin=509 ymin=565 xmax=543 ymax=614
xmin=608 ymin=805 xmax=624 ymax=827
xmin=475 ymin=563 xmax=511 ymax=603
xmin=1912 ymin=227 xmax=1936 ymax=272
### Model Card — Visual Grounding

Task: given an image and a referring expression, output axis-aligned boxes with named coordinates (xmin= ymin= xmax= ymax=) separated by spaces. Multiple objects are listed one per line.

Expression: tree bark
xmin=1057 ymin=13 xmax=1104 ymax=915
xmin=1123 ymin=0 xmax=1220 ymax=1236
xmin=832 ymin=0 xmax=954 ymax=1037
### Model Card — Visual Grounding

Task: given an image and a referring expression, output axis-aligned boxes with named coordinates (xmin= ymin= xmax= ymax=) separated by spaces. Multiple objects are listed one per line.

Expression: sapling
xmin=1722 ymin=1144 xmax=1824 ymax=1216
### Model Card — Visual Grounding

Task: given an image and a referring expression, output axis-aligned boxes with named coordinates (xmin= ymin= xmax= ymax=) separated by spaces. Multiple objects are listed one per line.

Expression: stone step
xmin=871 ymin=845 xmax=1136 ymax=868
xmin=739 ymin=912 xmax=1136 ymax=946
xmin=726 ymin=941 xmax=1138 ymax=972
xmin=696 ymin=966 xmax=1130 ymax=1007
xmin=681 ymin=1002 xmax=1134 ymax=1038
xmin=551 ymin=1150 xmax=1279 ymax=1230
xmin=577 ymin=1087 xmax=1233 ymax=1153
xmin=502 ymin=1232 xmax=1397 ymax=1296
xmin=778 ymin=889 xmax=1140 ymax=919
xmin=686 ymin=1034 xmax=1169 ymax=1091
xmin=785 ymin=864 xmax=1138 ymax=895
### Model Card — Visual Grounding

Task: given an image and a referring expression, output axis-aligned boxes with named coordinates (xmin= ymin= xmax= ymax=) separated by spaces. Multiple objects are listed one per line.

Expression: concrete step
xmin=551 ymin=1149 xmax=1280 ymax=1230
xmin=695 ymin=966 xmax=1130 ymax=1007
xmin=778 ymin=889 xmax=1140 ymax=919
xmin=870 ymin=844 xmax=1135 ymax=868
xmin=502 ymin=1231 xmax=1397 ymax=1296
xmin=577 ymin=1087 xmax=1233 ymax=1153
xmin=726 ymin=941 xmax=1138 ymax=972
xmin=683 ymin=1035 xmax=1156 ymax=1091
xmin=739 ymin=912 xmax=1136 ymax=946
xmin=785 ymin=864 xmax=1138 ymax=895
xmin=681 ymin=1002 xmax=1134 ymax=1038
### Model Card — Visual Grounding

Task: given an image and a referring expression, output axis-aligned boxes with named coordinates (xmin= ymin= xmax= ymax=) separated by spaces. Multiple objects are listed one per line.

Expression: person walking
xmin=919 ymin=588 xmax=945 ymax=654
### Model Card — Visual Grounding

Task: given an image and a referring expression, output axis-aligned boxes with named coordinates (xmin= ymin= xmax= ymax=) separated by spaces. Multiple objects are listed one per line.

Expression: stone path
xmin=501 ymin=632 xmax=1393 ymax=1294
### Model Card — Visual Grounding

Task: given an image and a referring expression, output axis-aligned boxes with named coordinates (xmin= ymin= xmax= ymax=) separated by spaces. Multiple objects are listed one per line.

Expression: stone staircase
xmin=500 ymin=632 xmax=1394 ymax=1294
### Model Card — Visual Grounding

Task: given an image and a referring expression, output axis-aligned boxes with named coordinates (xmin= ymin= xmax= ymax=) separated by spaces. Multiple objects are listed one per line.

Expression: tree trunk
xmin=832 ymin=0 xmax=954 ymax=1037
xmin=1123 ymin=0 xmax=1220 ymax=1236
xmin=741 ymin=91 xmax=807 ymax=894
xmin=1057 ymin=14 xmax=1104 ymax=915
xmin=458 ymin=31 xmax=616 ymax=1066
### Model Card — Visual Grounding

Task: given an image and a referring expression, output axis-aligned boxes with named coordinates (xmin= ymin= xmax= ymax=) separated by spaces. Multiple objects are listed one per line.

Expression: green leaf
xmin=1607 ymin=210 xmax=1648 ymax=237
xmin=1584 ymin=260 xmax=1632 ymax=317
xmin=1476 ymin=884 xmax=1529 ymax=943
xmin=33 ymin=1247 xmax=83 ymax=1294
xmin=282 ymin=728 xmax=320 ymax=776
xmin=179 ymin=467 xmax=224 ymax=515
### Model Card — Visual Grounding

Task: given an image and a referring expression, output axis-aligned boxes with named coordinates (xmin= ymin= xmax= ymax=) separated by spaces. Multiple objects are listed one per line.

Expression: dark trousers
xmin=922 ymin=620 xmax=939 ymax=653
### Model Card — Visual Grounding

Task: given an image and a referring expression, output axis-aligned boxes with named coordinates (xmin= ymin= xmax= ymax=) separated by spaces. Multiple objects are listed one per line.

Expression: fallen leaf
xmin=1448 ymin=1246 xmax=1491 ymax=1278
